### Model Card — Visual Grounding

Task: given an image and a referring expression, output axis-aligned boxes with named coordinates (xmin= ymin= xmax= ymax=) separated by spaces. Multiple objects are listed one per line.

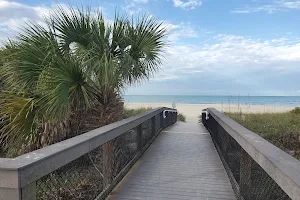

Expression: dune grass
xmin=177 ymin=113 xmax=186 ymax=122
xmin=122 ymin=107 xmax=153 ymax=119
xmin=226 ymin=108 xmax=300 ymax=159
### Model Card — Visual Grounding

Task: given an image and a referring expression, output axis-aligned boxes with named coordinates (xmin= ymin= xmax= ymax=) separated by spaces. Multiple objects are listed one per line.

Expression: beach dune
xmin=125 ymin=103 xmax=295 ymax=123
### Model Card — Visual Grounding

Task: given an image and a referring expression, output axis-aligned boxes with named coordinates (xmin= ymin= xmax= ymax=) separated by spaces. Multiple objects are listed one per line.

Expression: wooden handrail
xmin=206 ymin=108 xmax=300 ymax=200
xmin=0 ymin=107 xmax=176 ymax=189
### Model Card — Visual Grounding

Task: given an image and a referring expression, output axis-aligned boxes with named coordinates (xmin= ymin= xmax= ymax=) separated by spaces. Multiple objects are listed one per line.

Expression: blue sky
xmin=1 ymin=0 xmax=300 ymax=96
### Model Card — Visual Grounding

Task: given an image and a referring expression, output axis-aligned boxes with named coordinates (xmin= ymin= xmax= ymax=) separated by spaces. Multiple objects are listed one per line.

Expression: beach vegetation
xmin=177 ymin=113 xmax=186 ymax=122
xmin=198 ymin=114 xmax=202 ymax=123
xmin=122 ymin=107 xmax=153 ymax=119
xmin=225 ymin=112 xmax=300 ymax=160
xmin=290 ymin=107 xmax=300 ymax=114
xmin=0 ymin=6 xmax=167 ymax=157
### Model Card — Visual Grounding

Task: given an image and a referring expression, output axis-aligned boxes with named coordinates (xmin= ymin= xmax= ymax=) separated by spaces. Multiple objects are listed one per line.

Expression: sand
xmin=125 ymin=103 xmax=295 ymax=123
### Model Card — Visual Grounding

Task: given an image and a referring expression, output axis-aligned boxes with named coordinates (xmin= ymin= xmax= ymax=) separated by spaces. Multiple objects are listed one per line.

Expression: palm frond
xmin=0 ymin=7 xmax=168 ymax=156
xmin=117 ymin=15 xmax=168 ymax=85
xmin=0 ymin=92 xmax=38 ymax=155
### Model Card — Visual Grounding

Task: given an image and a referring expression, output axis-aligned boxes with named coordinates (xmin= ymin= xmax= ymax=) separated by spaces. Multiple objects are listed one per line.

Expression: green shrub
xmin=290 ymin=107 xmax=300 ymax=114
xmin=177 ymin=113 xmax=186 ymax=122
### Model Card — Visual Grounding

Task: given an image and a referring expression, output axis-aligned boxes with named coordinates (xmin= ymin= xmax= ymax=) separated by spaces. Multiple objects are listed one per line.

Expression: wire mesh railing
xmin=36 ymin=127 xmax=140 ymax=200
xmin=202 ymin=108 xmax=300 ymax=200
xmin=36 ymin=145 xmax=104 ymax=200
xmin=0 ymin=107 xmax=177 ymax=200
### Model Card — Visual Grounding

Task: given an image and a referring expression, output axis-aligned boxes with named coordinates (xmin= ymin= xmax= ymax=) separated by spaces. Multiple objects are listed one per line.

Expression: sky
xmin=1 ymin=0 xmax=300 ymax=96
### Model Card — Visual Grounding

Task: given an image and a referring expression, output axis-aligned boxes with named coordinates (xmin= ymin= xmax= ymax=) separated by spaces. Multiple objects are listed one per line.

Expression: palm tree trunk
xmin=103 ymin=141 xmax=114 ymax=186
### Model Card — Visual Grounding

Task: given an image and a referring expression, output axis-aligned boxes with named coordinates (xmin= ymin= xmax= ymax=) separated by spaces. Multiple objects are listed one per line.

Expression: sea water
xmin=123 ymin=95 xmax=300 ymax=106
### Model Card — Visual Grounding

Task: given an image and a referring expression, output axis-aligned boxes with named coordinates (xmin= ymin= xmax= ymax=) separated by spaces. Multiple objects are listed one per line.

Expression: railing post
xmin=0 ymin=169 xmax=19 ymax=200
xmin=151 ymin=116 xmax=156 ymax=137
xmin=103 ymin=141 xmax=114 ymax=186
xmin=0 ymin=169 xmax=36 ymax=200
xmin=240 ymin=149 xmax=252 ymax=198
xmin=0 ymin=188 xmax=20 ymax=200
xmin=136 ymin=125 xmax=142 ymax=152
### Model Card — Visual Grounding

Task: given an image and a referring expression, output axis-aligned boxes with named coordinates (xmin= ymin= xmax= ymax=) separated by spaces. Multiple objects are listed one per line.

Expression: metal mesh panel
xmin=35 ymin=111 xmax=177 ymax=200
xmin=111 ymin=128 xmax=138 ymax=178
xmin=216 ymin=123 xmax=241 ymax=184
xmin=247 ymin=152 xmax=290 ymax=199
xmin=36 ymin=146 xmax=104 ymax=200
xmin=141 ymin=119 xmax=152 ymax=148
xmin=203 ymin=112 xmax=291 ymax=200
xmin=36 ymin=128 xmax=139 ymax=200
xmin=155 ymin=114 xmax=161 ymax=134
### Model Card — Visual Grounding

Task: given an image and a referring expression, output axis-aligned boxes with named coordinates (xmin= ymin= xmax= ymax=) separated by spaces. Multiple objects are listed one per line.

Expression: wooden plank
xmin=108 ymin=122 xmax=236 ymax=200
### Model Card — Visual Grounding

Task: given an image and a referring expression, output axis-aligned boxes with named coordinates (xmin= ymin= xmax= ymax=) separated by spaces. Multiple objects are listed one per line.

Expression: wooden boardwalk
xmin=108 ymin=122 xmax=236 ymax=200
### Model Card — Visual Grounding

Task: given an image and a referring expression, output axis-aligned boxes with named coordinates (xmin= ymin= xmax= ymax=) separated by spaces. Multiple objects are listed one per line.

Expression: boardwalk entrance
xmin=2 ymin=108 xmax=297 ymax=200
xmin=108 ymin=122 xmax=236 ymax=200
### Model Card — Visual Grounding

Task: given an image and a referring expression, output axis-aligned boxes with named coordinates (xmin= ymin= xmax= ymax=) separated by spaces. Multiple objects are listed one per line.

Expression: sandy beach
xmin=125 ymin=103 xmax=295 ymax=123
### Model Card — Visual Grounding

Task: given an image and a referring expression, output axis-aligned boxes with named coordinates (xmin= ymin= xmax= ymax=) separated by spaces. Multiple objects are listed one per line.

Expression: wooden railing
xmin=0 ymin=107 xmax=177 ymax=200
xmin=203 ymin=108 xmax=300 ymax=200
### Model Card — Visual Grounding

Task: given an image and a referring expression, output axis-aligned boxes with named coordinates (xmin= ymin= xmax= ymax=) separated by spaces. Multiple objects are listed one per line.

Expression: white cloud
xmin=155 ymin=34 xmax=300 ymax=84
xmin=0 ymin=1 xmax=51 ymax=30
xmin=232 ymin=5 xmax=280 ymax=14
xmin=172 ymin=0 xmax=202 ymax=10
xmin=232 ymin=0 xmax=300 ymax=14
xmin=123 ymin=0 xmax=145 ymax=15
xmin=151 ymin=73 xmax=180 ymax=81
xmin=0 ymin=0 xmax=57 ymax=43
xmin=165 ymin=22 xmax=198 ymax=41
xmin=140 ymin=33 xmax=300 ymax=95
xmin=133 ymin=0 xmax=148 ymax=3
xmin=283 ymin=1 xmax=300 ymax=9
xmin=0 ymin=1 xmax=106 ymax=43
xmin=0 ymin=26 xmax=12 ymax=42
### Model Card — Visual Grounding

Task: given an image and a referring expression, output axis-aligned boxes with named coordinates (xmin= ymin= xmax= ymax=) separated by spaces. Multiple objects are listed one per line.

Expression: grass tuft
xmin=198 ymin=114 xmax=202 ymax=123
xmin=177 ymin=113 xmax=186 ymax=122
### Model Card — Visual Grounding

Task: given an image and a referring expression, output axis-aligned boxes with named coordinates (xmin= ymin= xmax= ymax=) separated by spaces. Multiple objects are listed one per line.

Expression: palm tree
xmin=0 ymin=7 xmax=167 ymax=156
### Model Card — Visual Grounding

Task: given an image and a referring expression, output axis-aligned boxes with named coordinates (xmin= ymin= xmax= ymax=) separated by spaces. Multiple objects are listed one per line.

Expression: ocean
xmin=123 ymin=95 xmax=300 ymax=106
